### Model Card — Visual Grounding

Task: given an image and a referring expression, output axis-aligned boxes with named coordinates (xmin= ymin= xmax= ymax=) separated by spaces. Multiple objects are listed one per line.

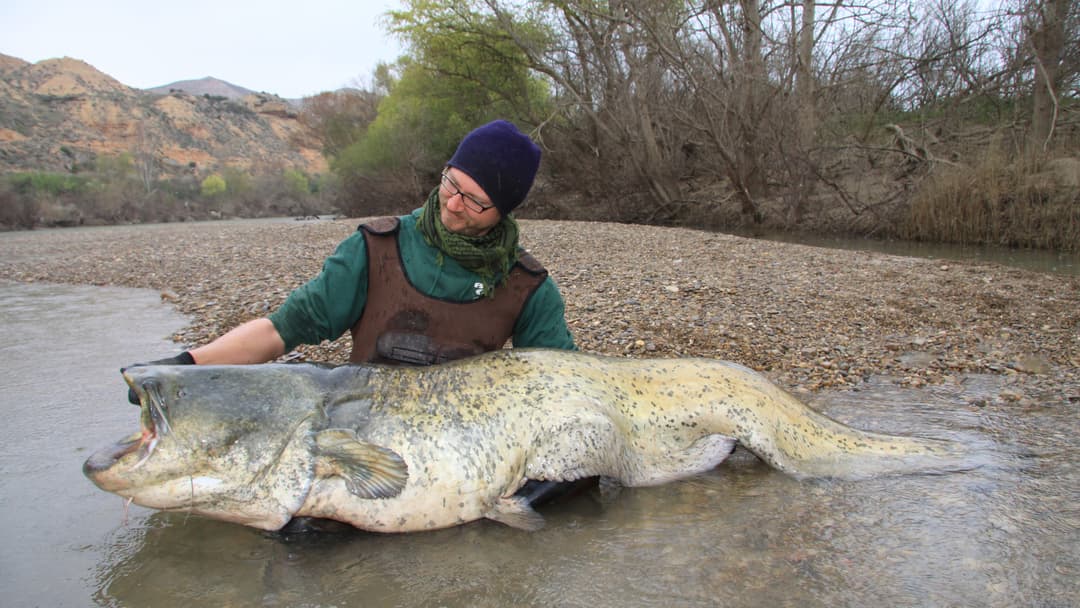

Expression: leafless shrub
xmin=0 ymin=183 xmax=38 ymax=229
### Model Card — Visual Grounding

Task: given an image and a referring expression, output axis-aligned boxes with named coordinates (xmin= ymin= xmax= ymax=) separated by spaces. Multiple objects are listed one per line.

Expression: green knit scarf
xmin=416 ymin=188 xmax=520 ymax=297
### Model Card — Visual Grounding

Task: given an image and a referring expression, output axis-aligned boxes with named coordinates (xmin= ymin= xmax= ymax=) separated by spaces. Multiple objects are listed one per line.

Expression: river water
xmin=741 ymin=231 xmax=1080 ymax=276
xmin=0 ymin=281 xmax=188 ymax=608
xmin=1 ymin=278 xmax=1077 ymax=607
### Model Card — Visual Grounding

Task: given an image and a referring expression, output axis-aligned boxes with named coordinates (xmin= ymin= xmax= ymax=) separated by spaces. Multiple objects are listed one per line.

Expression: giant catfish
xmin=84 ymin=349 xmax=974 ymax=532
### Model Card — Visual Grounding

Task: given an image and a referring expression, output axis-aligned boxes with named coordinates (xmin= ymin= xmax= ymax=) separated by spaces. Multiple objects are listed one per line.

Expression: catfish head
xmin=84 ymin=364 xmax=329 ymax=530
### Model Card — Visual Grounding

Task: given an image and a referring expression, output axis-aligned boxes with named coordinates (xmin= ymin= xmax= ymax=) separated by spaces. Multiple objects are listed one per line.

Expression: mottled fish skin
xmin=85 ymin=350 xmax=972 ymax=533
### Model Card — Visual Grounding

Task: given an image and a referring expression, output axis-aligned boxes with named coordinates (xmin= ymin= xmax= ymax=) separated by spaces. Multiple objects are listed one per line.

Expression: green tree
xmin=221 ymin=167 xmax=254 ymax=199
xmin=332 ymin=0 xmax=552 ymax=211
xmin=94 ymin=152 xmax=135 ymax=181
xmin=200 ymin=174 xmax=227 ymax=198
xmin=283 ymin=169 xmax=311 ymax=199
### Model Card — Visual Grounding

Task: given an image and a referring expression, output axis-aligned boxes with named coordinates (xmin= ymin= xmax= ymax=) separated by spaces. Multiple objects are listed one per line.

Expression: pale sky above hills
xmin=0 ymin=0 xmax=404 ymax=98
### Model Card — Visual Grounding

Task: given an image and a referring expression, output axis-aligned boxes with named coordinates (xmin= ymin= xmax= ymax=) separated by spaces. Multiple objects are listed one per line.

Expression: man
xmin=129 ymin=119 xmax=579 ymax=507
xmin=148 ymin=119 xmax=574 ymax=366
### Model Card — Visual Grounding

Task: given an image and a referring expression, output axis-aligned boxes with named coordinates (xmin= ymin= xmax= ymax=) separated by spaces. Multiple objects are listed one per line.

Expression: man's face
xmin=438 ymin=167 xmax=502 ymax=237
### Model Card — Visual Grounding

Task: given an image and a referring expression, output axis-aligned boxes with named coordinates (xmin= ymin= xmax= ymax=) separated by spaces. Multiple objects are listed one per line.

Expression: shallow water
xmin=734 ymin=230 xmax=1080 ymax=276
xmin=1 ymin=282 xmax=1076 ymax=607
xmin=0 ymin=281 xmax=188 ymax=608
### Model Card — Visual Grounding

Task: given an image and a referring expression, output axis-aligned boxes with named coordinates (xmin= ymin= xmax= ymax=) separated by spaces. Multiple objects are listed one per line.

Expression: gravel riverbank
xmin=2 ymin=217 xmax=1077 ymax=406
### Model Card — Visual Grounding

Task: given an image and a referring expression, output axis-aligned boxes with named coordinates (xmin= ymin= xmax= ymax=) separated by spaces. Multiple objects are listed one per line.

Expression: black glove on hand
xmin=124 ymin=351 xmax=196 ymax=405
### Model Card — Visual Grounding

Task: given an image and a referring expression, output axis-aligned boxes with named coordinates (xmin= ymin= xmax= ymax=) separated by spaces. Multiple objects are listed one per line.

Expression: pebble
xmin=1 ymin=217 xmax=1077 ymax=401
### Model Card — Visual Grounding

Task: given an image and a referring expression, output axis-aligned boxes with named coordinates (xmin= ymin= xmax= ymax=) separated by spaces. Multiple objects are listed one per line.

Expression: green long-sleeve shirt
xmin=269 ymin=209 xmax=576 ymax=353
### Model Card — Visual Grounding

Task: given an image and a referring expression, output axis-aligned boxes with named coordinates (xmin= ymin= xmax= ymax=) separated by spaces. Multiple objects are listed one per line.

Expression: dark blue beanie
xmin=446 ymin=120 xmax=541 ymax=216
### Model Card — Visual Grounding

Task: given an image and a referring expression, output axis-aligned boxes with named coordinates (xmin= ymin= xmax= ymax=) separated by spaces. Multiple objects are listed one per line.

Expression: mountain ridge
xmin=0 ymin=53 xmax=325 ymax=177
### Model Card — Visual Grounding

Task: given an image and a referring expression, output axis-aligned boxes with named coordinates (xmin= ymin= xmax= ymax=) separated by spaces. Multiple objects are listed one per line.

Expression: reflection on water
xmin=1 ymin=283 xmax=1077 ymax=607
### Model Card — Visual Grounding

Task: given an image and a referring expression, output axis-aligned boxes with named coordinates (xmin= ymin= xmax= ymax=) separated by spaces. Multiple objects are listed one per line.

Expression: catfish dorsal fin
xmin=314 ymin=429 xmax=408 ymax=499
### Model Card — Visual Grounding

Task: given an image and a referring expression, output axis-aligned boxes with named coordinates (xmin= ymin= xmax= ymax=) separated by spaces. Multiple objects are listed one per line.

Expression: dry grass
xmin=903 ymin=150 xmax=1080 ymax=251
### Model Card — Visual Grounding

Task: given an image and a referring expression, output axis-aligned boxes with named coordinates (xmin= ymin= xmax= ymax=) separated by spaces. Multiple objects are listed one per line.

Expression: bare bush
xmin=0 ymin=184 xmax=38 ymax=229
xmin=338 ymin=169 xmax=428 ymax=218
xmin=471 ymin=0 xmax=1078 ymax=247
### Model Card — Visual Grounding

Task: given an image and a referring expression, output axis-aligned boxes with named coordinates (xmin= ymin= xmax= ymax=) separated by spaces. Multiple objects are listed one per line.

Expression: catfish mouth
xmin=83 ymin=373 xmax=172 ymax=480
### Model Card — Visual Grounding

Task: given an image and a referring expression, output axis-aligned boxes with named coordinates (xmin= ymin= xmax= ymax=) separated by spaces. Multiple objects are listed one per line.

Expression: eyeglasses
xmin=440 ymin=172 xmax=495 ymax=214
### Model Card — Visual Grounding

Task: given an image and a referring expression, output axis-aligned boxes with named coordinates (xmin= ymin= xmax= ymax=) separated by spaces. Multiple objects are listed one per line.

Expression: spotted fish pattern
xmin=85 ymin=349 xmax=972 ymax=533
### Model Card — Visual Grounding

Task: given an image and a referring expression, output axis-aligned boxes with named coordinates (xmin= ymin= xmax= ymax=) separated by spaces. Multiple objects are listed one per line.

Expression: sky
xmin=0 ymin=0 xmax=405 ymax=99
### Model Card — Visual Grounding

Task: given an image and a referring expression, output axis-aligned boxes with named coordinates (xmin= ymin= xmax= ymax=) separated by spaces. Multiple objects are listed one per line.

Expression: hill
xmin=145 ymin=76 xmax=256 ymax=100
xmin=0 ymin=54 xmax=325 ymax=177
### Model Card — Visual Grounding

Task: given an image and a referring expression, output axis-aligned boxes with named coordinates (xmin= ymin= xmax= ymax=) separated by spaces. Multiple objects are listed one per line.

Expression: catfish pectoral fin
xmin=485 ymin=496 xmax=545 ymax=531
xmin=314 ymin=429 xmax=408 ymax=499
